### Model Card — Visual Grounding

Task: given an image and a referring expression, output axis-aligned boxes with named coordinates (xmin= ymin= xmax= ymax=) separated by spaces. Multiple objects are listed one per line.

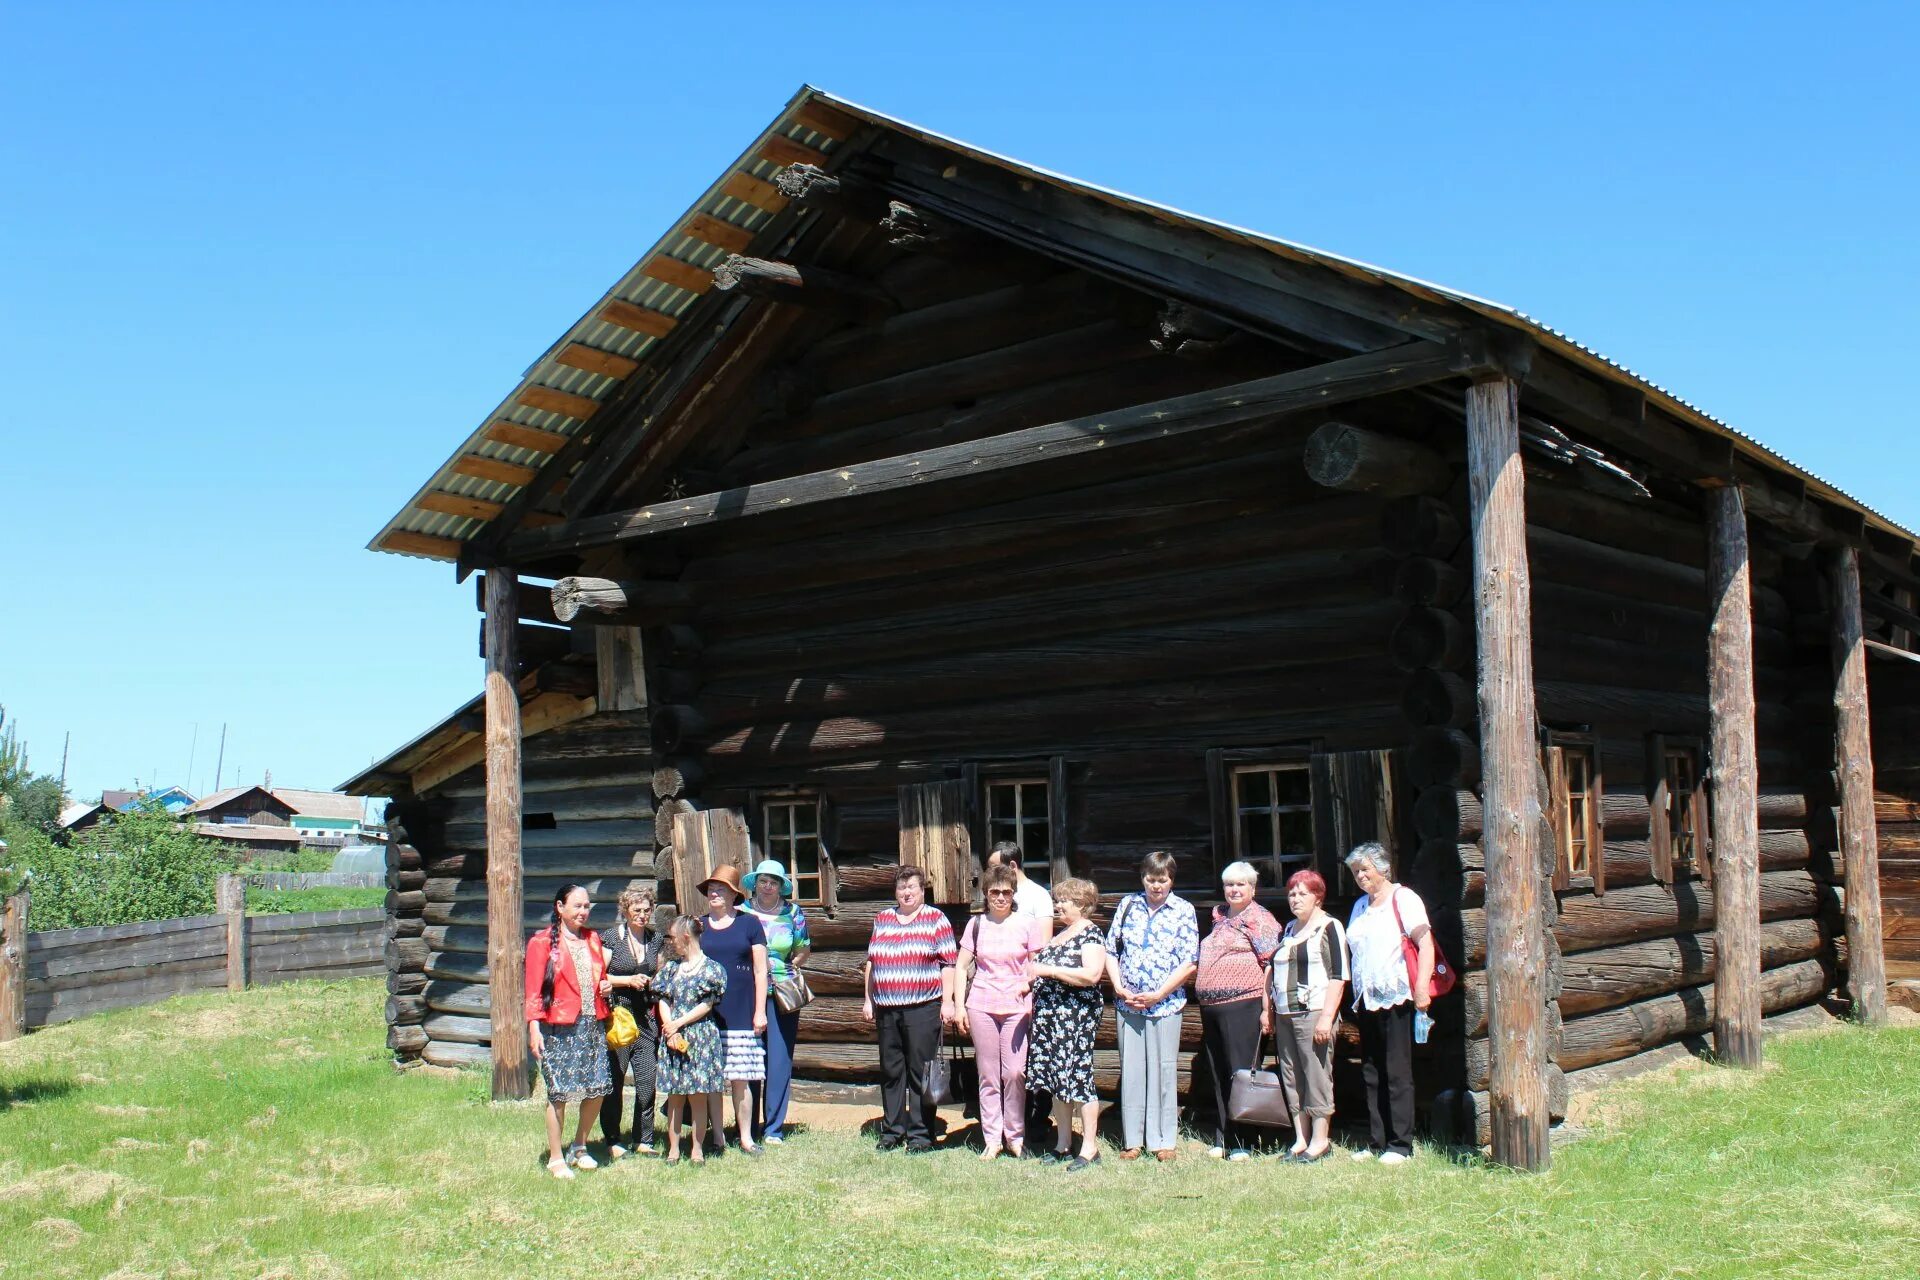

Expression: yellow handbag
xmin=606 ymin=1006 xmax=639 ymax=1049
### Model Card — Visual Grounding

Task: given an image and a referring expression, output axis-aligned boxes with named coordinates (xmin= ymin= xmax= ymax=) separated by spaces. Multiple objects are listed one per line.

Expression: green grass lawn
xmin=1 ymin=982 xmax=1916 ymax=1279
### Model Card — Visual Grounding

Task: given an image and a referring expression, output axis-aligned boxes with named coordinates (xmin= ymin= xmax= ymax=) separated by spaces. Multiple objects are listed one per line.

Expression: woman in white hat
xmin=742 ymin=858 xmax=812 ymax=1144
xmin=698 ymin=863 xmax=768 ymax=1156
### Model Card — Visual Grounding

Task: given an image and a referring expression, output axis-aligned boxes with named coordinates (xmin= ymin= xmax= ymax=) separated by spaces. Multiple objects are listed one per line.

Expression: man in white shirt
xmin=986 ymin=842 xmax=1053 ymax=938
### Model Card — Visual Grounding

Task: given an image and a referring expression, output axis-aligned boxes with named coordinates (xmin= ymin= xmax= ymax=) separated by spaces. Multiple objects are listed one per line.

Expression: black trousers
xmin=1354 ymin=1000 xmax=1415 ymax=1156
xmin=601 ymin=1020 xmax=659 ymax=1147
xmin=875 ymin=999 xmax=942 ymax=1144
xmin=1199 ymin=997 xmax=1266 ymax=1149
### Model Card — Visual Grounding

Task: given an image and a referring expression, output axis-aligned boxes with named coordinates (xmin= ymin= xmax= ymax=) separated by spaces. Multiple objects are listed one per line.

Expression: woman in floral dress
xmin=653 ymin=915 xmax=727 ymax=1165
xmin=1026 ymin=877 xmax=1108 ymax=1171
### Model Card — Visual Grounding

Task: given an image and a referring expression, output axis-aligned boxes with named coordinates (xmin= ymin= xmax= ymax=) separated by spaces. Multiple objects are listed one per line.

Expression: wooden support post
xmin=0 ymin=889 xmax=27 ymax=1041
xmin=484 ymin=568 xmax=532 ymax=1100
xmin=1466 ymin=373 xmax=1551 ymax=1171
xmin=1831 ymin=546 xmax=1889 ymax=1023
xmin=1706 ymin=485 xmax=1762 ymax=1066
xmin=595 ymin=626 xmax=648 ymax=713
xmin=216 ymin=874 xmax=247 ymax=993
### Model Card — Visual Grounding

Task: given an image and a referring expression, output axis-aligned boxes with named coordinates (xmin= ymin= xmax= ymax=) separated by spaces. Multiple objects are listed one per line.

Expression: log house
xmin=344 ymin=87 xmax=1918 ymax=1164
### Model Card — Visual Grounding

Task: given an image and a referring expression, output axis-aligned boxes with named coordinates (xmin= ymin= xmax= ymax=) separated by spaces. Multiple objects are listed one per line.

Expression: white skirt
xmin=722 ymin=1029 xmax=766 ymax=1081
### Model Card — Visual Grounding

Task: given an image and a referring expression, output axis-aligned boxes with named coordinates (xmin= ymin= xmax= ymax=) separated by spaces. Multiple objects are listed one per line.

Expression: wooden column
xmin=0 ymin=889 xmax=27 ymax=1041
xmin=1466 ymin=373 xmax=1551 ymax=1171
xmin=485 ymin=568 xmax=532 ymax=1099
xmin=216 ymin=874 xmax=247 ymax=993
xmin=1831 ymin=546 xmax=1889 ymax=1024
xmin=1706 ymin=486 xmax=1762 ymax=1066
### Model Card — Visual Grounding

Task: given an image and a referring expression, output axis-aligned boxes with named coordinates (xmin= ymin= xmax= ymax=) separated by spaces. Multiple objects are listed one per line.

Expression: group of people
xmin=520 ymin=839 xmax=1436 ymax=1177
xmin=863 ymin=840 xmax=1438 ymax=1166
xmin=522 ymin=858 xmax=809 ymax=1177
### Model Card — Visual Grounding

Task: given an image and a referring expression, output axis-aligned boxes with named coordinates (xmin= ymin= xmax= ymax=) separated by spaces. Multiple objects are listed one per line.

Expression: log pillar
xmin=1706 ymin=486 xmax=1762 ymax=1066
xmin=0 ymin=889 xmax=26 ymax=1041
xmin=216 ymin=874 xmax=248 ymax=993
xmin=1465 ymin=373 xmax=1551 ymax=1171
xmin=484 ymin=567 xmax=531 ymax=1100
xmin=1830 ymin=546 xmax=1889 ymax=1023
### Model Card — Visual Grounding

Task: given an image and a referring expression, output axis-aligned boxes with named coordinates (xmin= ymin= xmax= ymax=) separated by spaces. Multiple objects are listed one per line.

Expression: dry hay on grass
xmin=31 ymin=1216 xmax=85 ymax=1247
xmin=93 ymin=1103 xmax=165 ymax=1118
xmin=1 ymin=1163 xmax=150 ymax=1211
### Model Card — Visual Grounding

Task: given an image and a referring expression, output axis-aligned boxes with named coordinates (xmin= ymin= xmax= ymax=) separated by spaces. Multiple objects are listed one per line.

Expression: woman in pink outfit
xmin=955 ymin=863 xmax=1047 ymax=1159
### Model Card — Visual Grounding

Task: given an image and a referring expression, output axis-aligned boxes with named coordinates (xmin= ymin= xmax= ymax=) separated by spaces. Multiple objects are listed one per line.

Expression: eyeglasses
xmin=985 ymin=889 xmax=1014 ymax=897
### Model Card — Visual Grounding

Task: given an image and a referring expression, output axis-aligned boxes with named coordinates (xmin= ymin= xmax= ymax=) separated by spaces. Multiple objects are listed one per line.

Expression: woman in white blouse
xmin=1343 ymin=843 xmax=1433 ymax=1165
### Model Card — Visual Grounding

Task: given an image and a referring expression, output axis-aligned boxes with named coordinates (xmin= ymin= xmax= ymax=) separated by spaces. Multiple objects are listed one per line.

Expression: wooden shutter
xmin=1648 ymin=733 xmax=1674 ymax=885
xmin=897 ymin=780 xmax=975 ymax=906
xmin=1310 ymin=749 xmax=1406 ymax=887
xmin=671 ymin=806 xmax=752 ymax=911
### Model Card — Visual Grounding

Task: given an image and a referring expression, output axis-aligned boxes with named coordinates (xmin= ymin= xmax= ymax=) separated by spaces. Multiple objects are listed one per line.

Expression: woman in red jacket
xmin=524 ymin=883 xmax=614 ymax=1178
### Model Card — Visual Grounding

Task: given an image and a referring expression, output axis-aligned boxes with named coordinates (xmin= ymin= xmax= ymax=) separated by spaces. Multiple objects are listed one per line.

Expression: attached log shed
xmin=344 ymin=87 xmax=1918 ymax=1170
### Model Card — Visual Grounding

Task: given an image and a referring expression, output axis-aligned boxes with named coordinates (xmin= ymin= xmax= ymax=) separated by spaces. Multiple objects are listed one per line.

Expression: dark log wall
xmin=1870 ymin=658 xmax=1920 ymax=979
xmin=383 ymin=711 xmax=654 ymax=1068
xmin=1412 ymin=475 xmax=1843 ymax=1134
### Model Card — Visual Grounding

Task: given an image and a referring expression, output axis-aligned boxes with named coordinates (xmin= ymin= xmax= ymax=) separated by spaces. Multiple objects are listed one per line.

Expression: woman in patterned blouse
xmin=1194 ymin=860 xmax=1282 ymax=1159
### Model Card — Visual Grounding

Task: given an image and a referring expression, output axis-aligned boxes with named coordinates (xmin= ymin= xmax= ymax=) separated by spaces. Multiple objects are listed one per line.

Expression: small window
xmin=1546 ymin=732 xmax=1603 ymax=892
xmin=1649 ymin=734 xmax=1709 ymax=884
xmin=1665 ymin=746 xmax=1703 ymax=871
xmin=763 ymin=795 xmax=826 ymax=905
xmin=986 ymin=778 xmax=1051 ymax=876
xmin=1230 ymin=762 xmax=1315 ymax=884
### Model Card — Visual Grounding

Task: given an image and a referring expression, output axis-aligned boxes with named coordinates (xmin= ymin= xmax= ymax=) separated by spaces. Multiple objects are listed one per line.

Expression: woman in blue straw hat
xmin=742 ymin=858 xmax=812 ymax=1143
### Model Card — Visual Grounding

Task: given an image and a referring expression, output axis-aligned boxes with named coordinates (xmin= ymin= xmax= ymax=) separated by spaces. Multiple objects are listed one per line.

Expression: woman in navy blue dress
xmin=697 ymin=864 xmax=768 ymax=1155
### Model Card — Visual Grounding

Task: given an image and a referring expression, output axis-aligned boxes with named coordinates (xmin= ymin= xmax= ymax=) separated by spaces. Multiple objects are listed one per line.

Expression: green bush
xmin=246 ymin=886 xmax=385 ymax=915
xmin=6 ymin=804 xmax=236 ymax=931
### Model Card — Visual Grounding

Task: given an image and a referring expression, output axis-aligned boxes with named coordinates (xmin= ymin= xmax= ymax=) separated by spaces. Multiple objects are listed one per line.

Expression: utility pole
xmin=59 ymin=732 xmax=69 ymax=794
xmin=186 ymin=723 xmax=198 ymax=794
xmin=213 ymin=724 xmax=227 ymax=793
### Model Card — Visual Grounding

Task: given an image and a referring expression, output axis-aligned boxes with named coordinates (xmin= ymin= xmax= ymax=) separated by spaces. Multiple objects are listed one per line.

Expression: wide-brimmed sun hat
xmin=696 ymin=863 xmax=746 ymax=901
xmin=743 ymin=859 xmax=793 ymax=897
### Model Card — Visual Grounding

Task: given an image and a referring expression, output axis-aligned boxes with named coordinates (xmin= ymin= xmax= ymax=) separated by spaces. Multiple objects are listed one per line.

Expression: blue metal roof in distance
xmin=367 ymin=85 xmax=1915 ymax=564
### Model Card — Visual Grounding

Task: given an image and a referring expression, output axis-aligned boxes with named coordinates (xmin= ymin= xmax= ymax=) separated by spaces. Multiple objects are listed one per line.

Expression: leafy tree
xmin=6 ymin=803 xmax=236 ymax=930
xmin=0 ymin=705 xmax=26 ymax=800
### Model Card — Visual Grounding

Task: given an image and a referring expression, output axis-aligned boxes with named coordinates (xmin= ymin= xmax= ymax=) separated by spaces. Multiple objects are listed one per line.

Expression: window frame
xmin=963 ymin=756 xmax=1070 ymax=885
xmin=747 ymin=789 xmax=836 ymax=911
xmin=1206 ymin=744 xmax=1318 ymax=887
xmin=1544 ymin=730 xmax=1605 ymax=894
xmin=1648 ymin=733 xmax=1710 ymax=885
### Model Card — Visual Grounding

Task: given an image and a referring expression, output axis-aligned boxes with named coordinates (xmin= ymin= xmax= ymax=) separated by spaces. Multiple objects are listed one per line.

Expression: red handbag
xmin=1391 ymin=891 xmax=1456 ymax=999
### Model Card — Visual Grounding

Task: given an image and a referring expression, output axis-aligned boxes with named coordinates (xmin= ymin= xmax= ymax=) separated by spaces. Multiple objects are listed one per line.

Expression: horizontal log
xmin=1390 ymin=607 xmax=1472 ymax=673
xmin=1381 ymin=495 xmax=1463 ymax=558
xmin=1392 ymin=557 xmax=1468 ymax=608
xmin=388 ymin=936 xmax=430 ymax=972
xmin=426 ymin=950 xmax=491 ymax=982
xmin=440 ymin=782 xmax=653 ymax=827
xmin=1437 ymin=788 xmax=1817 ymax=842
xmin=712 ymin=255 xmax=898 ymax=323
xmin=1408 ymin=727 xmax=1480 ymax=789
xmin=388 ymin=1024 xmax=429 ymax=1055
xmin=422 ymin=848 xmax=655 ymax=882
xmin=1304 ymin=422 xmax=1450 ymax=497
xmin=1533 ymin=869 xmax=1824 ymax=959
xmin=550 ymin=577 xmax=692 ymax=626
xmin=1555 ymin=957 xmax=1833 ymax=1071
xmin=652 ymin=760 xmax=704 ymax=800
xmin=473 ymin=573 xmax=560 ymax=626
xmin=386 ymin=994 xmax=425 ymax=1025
xmin=505 ymin=341 xmax=1467 ymax=559
xmin=696 ymin=660 xmax=1406 ymax=766
xmin=690 ymin=604 xmax=1399 ymax=732
xmin=1458 ymin=916 xmax=1829 ymax=1034
xmin=423 ymin=1012 xmax=494 ymax=1045
xmin=27 ymin=951 xmax=224 ymax=996
xmin=387 ymin=968 xmax=427 ymax=997
xmin=422 ymin=1039 xmax=491 ymax=1070
xmin=1446 ymin=1069 xmax=1569 ymax=1148
xmin=439 ymin=818 xmax=651 ymax=854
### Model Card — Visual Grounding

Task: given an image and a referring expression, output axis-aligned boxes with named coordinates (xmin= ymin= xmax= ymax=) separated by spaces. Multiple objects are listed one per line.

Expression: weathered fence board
xmin=18 ymin=906 xmax=387 ymax=1030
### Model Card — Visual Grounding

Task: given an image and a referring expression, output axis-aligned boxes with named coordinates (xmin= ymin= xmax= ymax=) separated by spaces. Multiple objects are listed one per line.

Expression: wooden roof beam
xmin=504 ymin=339 xmax=1469 ymax=560
xmin=417 ymin=492 xmax=505 ymax=521
xmin=453 ymin=455 xmax=540 ymax=486
xmin=712 ymin=255 xmax=899 ymax=322
xmin=644 ymin=257 xmax=714 ymax=295
xmin=483 ymin=421 xmax=570 ymax=454
xmin=552 ymin=343 xmax=640 ymax=380
xmin=379 ymin=530 xmax=464 ymax=560
xmin=517 ymin=386 xmax=602 ymax=420
xmin=597 ymin=299 xmax=679 ymax=337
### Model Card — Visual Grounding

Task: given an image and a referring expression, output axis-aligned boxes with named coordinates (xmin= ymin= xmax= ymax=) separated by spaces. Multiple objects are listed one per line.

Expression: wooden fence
xmin=246 ymin=872 xmax=384 ymax=890
xmin=0 ymin=877 xmax=384 ymax=1036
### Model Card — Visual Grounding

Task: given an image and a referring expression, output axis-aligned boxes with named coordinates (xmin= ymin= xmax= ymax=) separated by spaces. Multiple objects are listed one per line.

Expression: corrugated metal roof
xmin=368 ymin=85 xmax=1915 ymax=563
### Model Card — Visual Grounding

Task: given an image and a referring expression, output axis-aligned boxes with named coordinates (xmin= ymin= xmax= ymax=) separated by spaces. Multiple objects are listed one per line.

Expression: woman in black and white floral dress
xmin=1026 ymin=877 xmax=1108 ymax=1171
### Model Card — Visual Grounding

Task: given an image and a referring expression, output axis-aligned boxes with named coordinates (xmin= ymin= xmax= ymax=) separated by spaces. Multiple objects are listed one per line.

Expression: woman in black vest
xmin=602 ymin=885 xmax=663 ymax=1157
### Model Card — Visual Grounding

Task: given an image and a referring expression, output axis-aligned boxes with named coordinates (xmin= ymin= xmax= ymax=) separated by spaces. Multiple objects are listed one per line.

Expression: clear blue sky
xmin=3 ymin=4 xmax=1915 ymax=805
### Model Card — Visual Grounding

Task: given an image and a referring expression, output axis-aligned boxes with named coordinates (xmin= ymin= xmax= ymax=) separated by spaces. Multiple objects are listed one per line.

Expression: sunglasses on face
xmin=986 ymin=889 xmax=1014 ymax=897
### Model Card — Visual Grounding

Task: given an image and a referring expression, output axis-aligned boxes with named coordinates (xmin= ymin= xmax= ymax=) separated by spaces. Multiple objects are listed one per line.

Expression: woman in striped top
xmin=1271 ymin=869 xmax=1348 ymax=1162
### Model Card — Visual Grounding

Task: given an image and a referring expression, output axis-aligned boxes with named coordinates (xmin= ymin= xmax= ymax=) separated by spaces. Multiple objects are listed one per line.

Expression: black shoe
xmin=905 ymin=1139 xmax=934 ymax=1154
xmin=1040 ymin=1149 xmax=1067 ymax=1165
xmin=876 ymin=1135 xmax=905 ymax=1152
xmin=1066 ymin=1153 xmax=1101 ymax=1172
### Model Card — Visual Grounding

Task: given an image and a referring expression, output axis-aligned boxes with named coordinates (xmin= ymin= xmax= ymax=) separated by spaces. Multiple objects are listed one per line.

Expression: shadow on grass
xmin=0 ymin=1076 xmax=78 ymax=1110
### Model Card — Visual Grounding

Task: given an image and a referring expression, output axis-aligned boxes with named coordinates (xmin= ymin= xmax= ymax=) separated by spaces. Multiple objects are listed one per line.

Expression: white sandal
xmin=547 ymin=1157 xmax=574 ymax=1180
xmin=567 ymin=1144 xmax=598 ymax=1170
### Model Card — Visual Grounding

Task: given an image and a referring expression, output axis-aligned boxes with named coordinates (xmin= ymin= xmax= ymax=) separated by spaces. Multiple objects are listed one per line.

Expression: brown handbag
xmin=1228 ymin=1044 xmax=1292 ymax=1128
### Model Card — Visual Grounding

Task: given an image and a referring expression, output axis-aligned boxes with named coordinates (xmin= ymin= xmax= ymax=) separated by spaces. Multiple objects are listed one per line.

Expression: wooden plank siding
xmin=1870 ymin=658 xmax=1920 ymax=978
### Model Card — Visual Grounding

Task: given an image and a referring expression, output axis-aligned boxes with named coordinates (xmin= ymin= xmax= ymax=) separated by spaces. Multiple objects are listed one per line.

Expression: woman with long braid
xmin=523 ymin=883 xmax=614 ymax=1178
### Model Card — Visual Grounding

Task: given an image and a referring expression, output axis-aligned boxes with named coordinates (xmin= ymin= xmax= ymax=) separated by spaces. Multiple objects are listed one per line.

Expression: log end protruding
xmin=1306 ymin=422 xmax=1451 ymax=497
